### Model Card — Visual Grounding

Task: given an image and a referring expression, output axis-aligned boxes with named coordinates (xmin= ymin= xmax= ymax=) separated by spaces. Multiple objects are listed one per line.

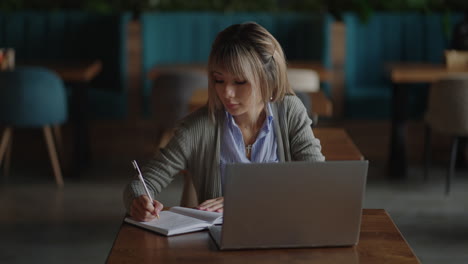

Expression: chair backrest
xmin=152 ymin=70 xmax=208 ymax=129
xmin=425 ymin=74 xmax=468 ymax=135
xmin=287 ymin=68 xmax=319 ymax=92
xmin=0 ymin=67 xmax=67 ymax=127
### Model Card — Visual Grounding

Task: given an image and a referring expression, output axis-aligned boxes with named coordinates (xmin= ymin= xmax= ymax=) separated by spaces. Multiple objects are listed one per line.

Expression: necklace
xmin=245 ymin=144 xmax=253 ymax=155
xmin=241 ymin=110 xmax=265 ymax=157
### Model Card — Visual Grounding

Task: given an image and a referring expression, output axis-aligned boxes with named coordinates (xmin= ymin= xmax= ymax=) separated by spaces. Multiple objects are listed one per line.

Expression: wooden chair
xmin=287 ymin=68 xmax=321 ymax=125
xmin=424 ymin=74 xmax=468 ymax=195
xmin=151 ymin=70 xmax=208 ymax=148
xmin=0 ymin=67 xmax=67 ymax=187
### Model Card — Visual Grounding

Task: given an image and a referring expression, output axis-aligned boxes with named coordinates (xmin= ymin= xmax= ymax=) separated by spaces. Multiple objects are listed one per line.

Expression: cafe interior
xmin=0 ymin=1 xmax=467 ymax=263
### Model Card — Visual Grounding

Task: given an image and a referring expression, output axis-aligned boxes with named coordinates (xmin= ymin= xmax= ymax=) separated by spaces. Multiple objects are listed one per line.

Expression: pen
xmin=132 ymin=160 xmax=160 ymax=219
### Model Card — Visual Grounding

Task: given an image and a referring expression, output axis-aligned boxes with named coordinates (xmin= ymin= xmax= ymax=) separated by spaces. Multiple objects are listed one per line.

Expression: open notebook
xmin=124 ymin=206 xmax=223 ymax=236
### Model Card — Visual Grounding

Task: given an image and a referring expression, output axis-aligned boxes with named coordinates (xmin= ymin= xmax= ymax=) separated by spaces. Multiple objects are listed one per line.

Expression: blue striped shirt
xmin=220 ymin=103 xmax=278 ymax=186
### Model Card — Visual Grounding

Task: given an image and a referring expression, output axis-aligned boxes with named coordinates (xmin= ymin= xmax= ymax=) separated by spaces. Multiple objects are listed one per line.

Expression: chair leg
xmin=455 ymin=137 xmax=467 ymax=169
xmin=43 ymin=126 xmax=64 ymax=188
xmin=3 ymin=131 xmax=13 ymax=178
xmin=180 ymin=171 xmax=198 ymax=208
xmin=52 ymin=125 xmax=67 ymax=170
xmin=0 ymin=127 xmax=13 ymax=169
xmin=156 ymin=128 xmax=174 ymax=150
xmin=423 ymin=125 xmax=432 ymax=181
xmin=447 ymin=136 xmax=459 ymax=195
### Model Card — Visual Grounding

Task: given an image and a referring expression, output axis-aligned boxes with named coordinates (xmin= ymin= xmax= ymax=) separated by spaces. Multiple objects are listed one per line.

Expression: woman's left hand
xmin=197 ymin=197 xmax=224 ymax=213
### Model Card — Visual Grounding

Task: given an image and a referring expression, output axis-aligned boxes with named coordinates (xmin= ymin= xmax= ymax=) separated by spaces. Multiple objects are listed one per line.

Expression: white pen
xmin=132 ymin=160 xmax=159 ymax=219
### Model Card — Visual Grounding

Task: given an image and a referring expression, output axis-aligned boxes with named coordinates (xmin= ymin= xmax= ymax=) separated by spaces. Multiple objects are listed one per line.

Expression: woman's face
xmin=213 ymin=68 xmax=262 ymax=117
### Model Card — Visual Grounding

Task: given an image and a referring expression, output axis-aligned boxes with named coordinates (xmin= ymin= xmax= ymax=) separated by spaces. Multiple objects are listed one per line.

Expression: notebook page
xmin=170 ymin=206 xmax=223 ymax=224
xmin=125 ymin=211 xmax=210 ymax=236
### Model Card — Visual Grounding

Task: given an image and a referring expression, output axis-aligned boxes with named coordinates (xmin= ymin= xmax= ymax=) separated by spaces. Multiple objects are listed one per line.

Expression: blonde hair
xmin=207 ymin=22 xmax=293 ymax=120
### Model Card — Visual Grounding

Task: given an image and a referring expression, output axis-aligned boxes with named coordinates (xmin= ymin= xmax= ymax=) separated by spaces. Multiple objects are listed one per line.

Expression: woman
xmin=124 ymin=22 xmax=325 ymax=221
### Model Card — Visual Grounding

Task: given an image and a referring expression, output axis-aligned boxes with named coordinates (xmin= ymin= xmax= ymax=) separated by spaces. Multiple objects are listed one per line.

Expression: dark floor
xmin=0 ymin=120 xmax=467 ymax=264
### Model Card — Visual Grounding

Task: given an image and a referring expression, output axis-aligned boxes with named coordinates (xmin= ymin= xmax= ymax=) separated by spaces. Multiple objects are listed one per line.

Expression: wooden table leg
xmin=389 ymin=83 xmax=408 ymax=179
xmin=70 ymin=82 xmax=91 ymax=176
xmin=456 ymin=137 xmax=467 ymax=169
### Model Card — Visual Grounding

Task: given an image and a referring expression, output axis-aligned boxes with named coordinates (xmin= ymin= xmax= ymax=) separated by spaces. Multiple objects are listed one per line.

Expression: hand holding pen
xmin=130 ymin=160 xmax=164 ymax=222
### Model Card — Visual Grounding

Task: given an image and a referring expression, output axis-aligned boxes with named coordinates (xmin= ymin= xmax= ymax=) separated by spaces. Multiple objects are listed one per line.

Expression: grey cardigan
xmin=123 ymin=95 xmax=325 ymax=212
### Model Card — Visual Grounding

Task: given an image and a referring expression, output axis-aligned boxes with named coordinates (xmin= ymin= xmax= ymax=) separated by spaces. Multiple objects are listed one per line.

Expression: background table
xmin=388 ymin=63 xmax=468 ymax=178
xmin=188 ymin=89 xmax=333 ymax=118
xmin=107 ymin=209 xmax=420 ymax=264
xmin=148 ymin=61 xmax=332 ymax=83
xmin=26 ymin=61 xmax=103 ymax=83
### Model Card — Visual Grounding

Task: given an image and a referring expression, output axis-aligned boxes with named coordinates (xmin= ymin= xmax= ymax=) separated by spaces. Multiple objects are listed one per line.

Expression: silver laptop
xmin=209 ymin=160 xmax=369 ymax=250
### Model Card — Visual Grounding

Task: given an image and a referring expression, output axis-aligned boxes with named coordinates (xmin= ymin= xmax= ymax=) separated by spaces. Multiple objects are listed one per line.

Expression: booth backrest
xmin=344 ymin=12 xmax=462 ymax=119
xmin=0 ymin=11 xmax=131 ymax=118
xmin=141 ymin=12 xmax=332 ymax=115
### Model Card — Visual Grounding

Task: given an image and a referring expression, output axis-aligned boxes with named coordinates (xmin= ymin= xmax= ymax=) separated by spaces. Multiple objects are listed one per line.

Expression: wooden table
xmin=314 ymin=128 xmax=364 ymax=161
xmin=148 ymin=61 xmax=333 ymax=82
xmin=107 ymin=209 xmax=420 ymax=264
xmin=389 ymin=63 xmax=468 ymax=83
xmin=387 ymin=63 xmax=468 ymax=178
xmin=23 ymin=60 xmax=102 ymax=174
xmin=159 ymin=126 xmax=363 ymax=162
xmin=24 ymin=60 xmax=103 ymax=82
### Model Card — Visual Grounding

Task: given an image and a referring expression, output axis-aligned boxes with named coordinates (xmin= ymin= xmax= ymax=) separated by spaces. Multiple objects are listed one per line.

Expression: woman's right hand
xmin=130 ymin=195 xmax=164 ymax=222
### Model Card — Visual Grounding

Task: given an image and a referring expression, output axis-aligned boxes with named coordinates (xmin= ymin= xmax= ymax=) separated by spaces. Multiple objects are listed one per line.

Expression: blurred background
xmin=0 ymin=0 xmax=468 ymax=263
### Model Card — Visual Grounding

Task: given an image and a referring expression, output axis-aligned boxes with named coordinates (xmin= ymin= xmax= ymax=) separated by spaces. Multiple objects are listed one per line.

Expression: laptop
xmin=209 ymin=160 xmax=369 ymax=250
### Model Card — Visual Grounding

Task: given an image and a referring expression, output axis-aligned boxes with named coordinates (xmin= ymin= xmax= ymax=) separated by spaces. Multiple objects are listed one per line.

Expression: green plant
xmin=0 ymin=0 xmax=126 ymax=13
xmin=1 ymin=0 xmax=468 ymax=16
xmin=283 ymin=0 xmax=468 ymax=22
xmin=146 ymin=0 xmax=278 ymax=12
xmin=0 ymin=0 xmax=62 ymax=11
xmin=83 ymin=0 xmax=113 ymax=13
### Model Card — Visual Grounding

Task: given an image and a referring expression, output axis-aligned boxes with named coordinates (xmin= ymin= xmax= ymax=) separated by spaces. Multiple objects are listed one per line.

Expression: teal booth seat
xmin=0 ymin=67 xmax=67 ymax=186
xmin=141 ymin=12 xmax=332 ymax=116
xmin=344 ymin=12 xmax=462 ymax=119
xmin=0 ymin=11 xmax=131 ymax=119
